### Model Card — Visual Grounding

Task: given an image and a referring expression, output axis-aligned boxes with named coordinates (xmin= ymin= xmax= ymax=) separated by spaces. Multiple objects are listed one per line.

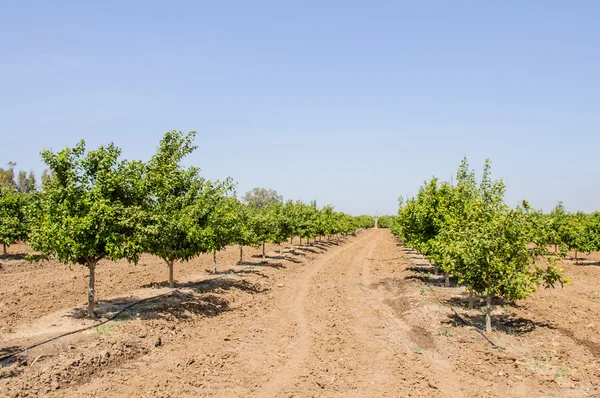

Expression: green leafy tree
xmin=139 ymin=131 xmax=229 ymax=286
xmin=230 ymin=198 xmax=260 ymax=263
xmin=355 ymin=215 xmax=376 ymax=229
xmin=394 ymin=158 xmax=568 ymax=333
xmin=297 ymin=201 xmax=318 ymax=245
xmin=377 ymin=215 xmax=394 ymax=229
xmin=243 ymin=187 xmax=282 ymax=209
xmin=270 ymin=200 xmax=300 ymax=253
xmin=28 ymin=141 xmax=145 ymax=318
xmin=0 ymin=188 xmax=28 ymax=256
xmin=204 ymin=189 xmax=239 ymax=273
xmin=0 ymin=162 xmax=17 ymax=191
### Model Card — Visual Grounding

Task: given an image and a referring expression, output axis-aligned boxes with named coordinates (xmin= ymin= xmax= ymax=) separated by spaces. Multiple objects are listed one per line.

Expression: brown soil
xmin=1 ymin=230 xmax=599 ymax=397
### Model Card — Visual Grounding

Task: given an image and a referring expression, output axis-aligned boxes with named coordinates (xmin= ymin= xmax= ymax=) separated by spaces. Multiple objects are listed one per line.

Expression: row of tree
xmin=0 ymin=131 xmax=375 ymax=318
xmin=390 ymin=158 xmax=571 ymax=333
xmin=546 ymin=202 xmax=600 ymax=260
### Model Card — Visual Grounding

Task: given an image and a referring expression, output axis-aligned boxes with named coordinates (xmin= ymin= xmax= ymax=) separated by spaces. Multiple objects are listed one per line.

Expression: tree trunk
xmin=168 ymin=260 xmax=174 ymax=288
xmin=444 ymin=273 xmax=450 ymax=287
xmin=239 ymin=245 xmax=243 ymax=264
xmin=2 ymin=242 xmax=6 ymax=257
xmin=290 ymin=237 xmax=294 ymax=251
xmin=554 ymin=244 xmax=557 ymax=253
xmin=299 ymin=237 xmax=302 ymax=246
xmin=279 ymin=243 xmax=283 ymax=255
xmin=262 ymin=241 xmax=266 ymax=260
xmin=88 ymin=261 xmax=96 ymax=319
xmin=468 ymin=293 xmax=474 ymax=309
xmin=213 ymin=251 xmax=217 ymax=274
xmin=485 ymin=295 xmax=492 ymax=334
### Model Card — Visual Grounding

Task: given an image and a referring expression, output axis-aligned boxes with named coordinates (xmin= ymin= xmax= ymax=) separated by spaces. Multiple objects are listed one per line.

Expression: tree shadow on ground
xmin=404 ymin=254 xmax=427 ymax=260
xmin=250 ymin=254 xmax=302 ymax=264
xmin=67 ymin=278 xmax=267 ymax=323
xmin=443 ymin=293 xmax=517 ymax=310
xmin=575 ymin=261 xmax=600 ymax=266
xmin=0 ymin=253 xmax=28 ymax=261
xmin=368 ymin=257 xmax=404 ymax=262
xmin=444 ymin=312 xmax=551 ymax=336
xmin=293 ymin=247 xmax=322 ymax=254
xmin=315 ymin=241 xmax=341 ymax=247
xmin=0 ymin=346 xmax=27 ymax=374
xmin=236 ymin=261 xmax=286 ymax=269
xmin=552 ymin=326 xmax=600 ymax=357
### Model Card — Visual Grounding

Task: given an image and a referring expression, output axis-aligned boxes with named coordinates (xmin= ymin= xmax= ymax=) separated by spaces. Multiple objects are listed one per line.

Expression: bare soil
xmin=0 ymin=230 xmax=599 ymax=397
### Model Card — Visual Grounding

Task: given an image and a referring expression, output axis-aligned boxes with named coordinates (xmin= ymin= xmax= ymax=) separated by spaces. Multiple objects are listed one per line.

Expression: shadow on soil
xmin=67 ymin=278 xmax=267 ymax=323
xmin=250 ymin=254 xmax=302 ymax=264
xmin=0 ymin=346 xmax=26 ymax=375
xmin=0 ymin=253 xmax=28 ymax=261
xmin=575 ymin=261 xmax=600 ymax=267
xmin=236 ymin=261 xmax=286 ymax=269
xmin=293 ymin=247 xmax=323 ymax=254
xmin=444 ymin=312 xmax=551 ymax=336
xmin=553 ymin=326 xmax=600 ymax=357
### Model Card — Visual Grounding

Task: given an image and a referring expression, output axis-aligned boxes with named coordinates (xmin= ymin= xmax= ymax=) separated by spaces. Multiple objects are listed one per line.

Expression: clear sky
xmin=1 ymin=1 xmax=599 ymax=215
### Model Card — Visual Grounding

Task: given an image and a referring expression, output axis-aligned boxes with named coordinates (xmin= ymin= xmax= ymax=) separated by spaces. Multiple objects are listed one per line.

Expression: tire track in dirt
xmin=253 ymin=234 xmax=367 ymax=398
xmin=281 ymin=229 xmax=465 ymax=397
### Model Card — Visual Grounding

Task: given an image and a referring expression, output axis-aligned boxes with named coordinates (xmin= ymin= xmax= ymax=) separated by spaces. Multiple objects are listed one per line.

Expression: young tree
xmin=139 ymin=131 xmax=230 ymax=286
xmin=0 ymin=162 xmax=16 ymax=191
xmin=204 ymin=190 xmax=239 ymax=273
xmin=394 ymin=158 xmax=568 ymax=333
xmin=28 ymin=141 xmax=145 ymax=319
xmin=377 ymin=215 xmax=394 ymax=229
xmin=248 ymin=203 xmax=276 ymax=260
xmin=229 ymin=198 xmax=259 ymax=263
xmin=297 ymin=201 xmax=318 ymax=245
xmin=0 ymin=188 xmax=28 ymax=256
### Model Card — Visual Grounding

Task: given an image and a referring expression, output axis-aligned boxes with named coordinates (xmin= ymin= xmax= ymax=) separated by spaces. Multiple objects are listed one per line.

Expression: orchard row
xmin=0 ymin=131 xmax=375 ymax=318
xmin=381 ymin=158 xmax=599 ymax=333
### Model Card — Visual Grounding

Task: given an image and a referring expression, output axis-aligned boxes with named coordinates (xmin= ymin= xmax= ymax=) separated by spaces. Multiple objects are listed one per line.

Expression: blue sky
xmin=1 ymin=1 xmax=599 ymax=215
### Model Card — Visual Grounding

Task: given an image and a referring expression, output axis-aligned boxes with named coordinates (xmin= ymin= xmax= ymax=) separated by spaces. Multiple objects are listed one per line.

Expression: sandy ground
xmin=0 ymin=230 xmax=599 ymax=397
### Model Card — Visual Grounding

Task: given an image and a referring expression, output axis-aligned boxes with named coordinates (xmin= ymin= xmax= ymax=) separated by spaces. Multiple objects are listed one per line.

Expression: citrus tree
xmin=138 ymin=131 xmax=224 ymax=286
xmin=229 ymin=198 xmax=259 ymax=263
xmin=0 ymin=188 xmax=29 ymax=256
xmin=297 ymin=201 xmax=318 ymax=245
xmin=204 ymin=188 xmax=239 ymax=273
xmin=28 ymin=141 xmax=144 ymax=318
xmin=377 ymin=215 xmax=394 ymax=229
xmin=394 ymin=158 xmax=568 ymax=333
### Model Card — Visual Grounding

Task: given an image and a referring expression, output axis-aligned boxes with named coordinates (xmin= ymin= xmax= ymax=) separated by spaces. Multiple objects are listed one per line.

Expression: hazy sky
xmin=1 ymin=1 xmax=599 ymax=215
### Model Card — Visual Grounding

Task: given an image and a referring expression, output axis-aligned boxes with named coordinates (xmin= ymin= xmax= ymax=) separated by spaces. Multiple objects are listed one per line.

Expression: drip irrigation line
xmin=1 ymin=236 xmax=358 ymax=364
xmin=0 ymin=270 xmax=245 ymax=364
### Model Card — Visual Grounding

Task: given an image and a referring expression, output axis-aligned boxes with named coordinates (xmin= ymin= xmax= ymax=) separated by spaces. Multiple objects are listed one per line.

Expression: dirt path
xmin=54 ymin=229 xmax=464 ymax=397
xmin=2 ymin=229 xmax=599 ymax=397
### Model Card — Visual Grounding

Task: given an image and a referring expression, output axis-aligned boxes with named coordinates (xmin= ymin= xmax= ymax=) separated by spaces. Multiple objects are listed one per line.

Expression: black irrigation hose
xmin=0 ymin=271 xmax=242 ymax=364
xmin=1 ymin=237 xmax=358 ymax=364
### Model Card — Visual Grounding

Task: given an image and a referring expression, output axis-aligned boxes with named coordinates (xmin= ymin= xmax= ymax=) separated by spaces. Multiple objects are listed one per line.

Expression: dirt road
xmin=2 ymin=229 xmax=599 ymax=397
xmin=59 ymin=228 xmax=457 ymax=397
